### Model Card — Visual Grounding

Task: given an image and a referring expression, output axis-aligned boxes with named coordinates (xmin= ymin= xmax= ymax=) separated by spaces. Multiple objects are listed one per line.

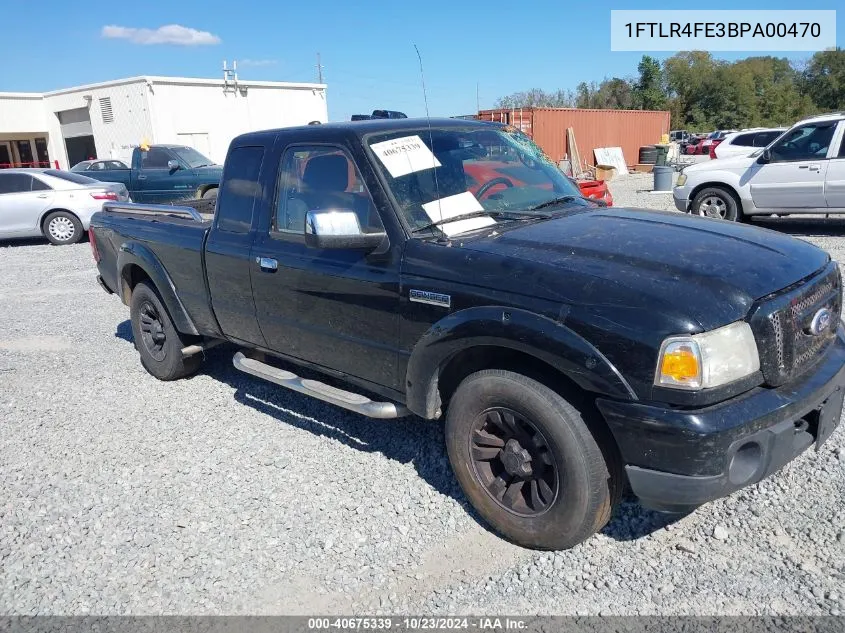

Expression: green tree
xmin=802 ymin=48 xmax=845 ymax=111
xmin=634 ymin=55 xmax=667 ymax=110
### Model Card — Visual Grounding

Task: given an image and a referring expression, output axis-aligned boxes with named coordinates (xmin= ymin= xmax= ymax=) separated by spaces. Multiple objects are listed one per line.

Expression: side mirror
xmin=304 ymin=209 xmax=386 ymax=251
xmin=167 ymin=159 xmax=181 ymax=171
xmin=758 ymin=148 xmax=772 ymax=164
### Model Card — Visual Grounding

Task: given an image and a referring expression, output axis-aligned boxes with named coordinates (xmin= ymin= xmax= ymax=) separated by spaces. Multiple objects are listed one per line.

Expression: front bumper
xmin=672 ymin=188 xmax=689 ymax=212
xmin=597 ymin=325 xmax=845 ymax=513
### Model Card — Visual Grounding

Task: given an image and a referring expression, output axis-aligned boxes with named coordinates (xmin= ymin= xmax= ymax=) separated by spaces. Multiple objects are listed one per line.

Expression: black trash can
xmin=638 ymin=145 xmax=657 ymax=164
xmin=653 ymin=165 xmax=673 ymax=191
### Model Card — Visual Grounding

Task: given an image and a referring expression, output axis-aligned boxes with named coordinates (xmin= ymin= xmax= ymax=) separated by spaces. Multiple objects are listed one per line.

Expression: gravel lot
xmin=1 ymin=183 xmax=844 ymax=615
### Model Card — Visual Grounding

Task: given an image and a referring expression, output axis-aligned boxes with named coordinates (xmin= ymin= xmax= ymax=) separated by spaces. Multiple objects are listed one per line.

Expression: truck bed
xmin=91 ymin=204 xmax=219 ymax=337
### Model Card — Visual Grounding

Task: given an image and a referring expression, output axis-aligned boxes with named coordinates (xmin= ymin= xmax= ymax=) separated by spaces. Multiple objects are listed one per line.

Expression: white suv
xmin=674 ymin=113 xmax=845 ymax=221
xmin=713 ymin=128 xmax=786 ymax=159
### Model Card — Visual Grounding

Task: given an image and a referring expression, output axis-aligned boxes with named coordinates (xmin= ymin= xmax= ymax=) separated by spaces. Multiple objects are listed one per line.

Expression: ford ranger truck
xmin=89 ymin=119 xmax=845 ymax=550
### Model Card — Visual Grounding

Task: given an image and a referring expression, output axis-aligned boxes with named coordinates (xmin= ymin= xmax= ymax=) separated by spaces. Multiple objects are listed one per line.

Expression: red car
xmin=464 ymin=161 xmax=613 ymax=206
xmin=687 ymin=131 xmax=735 ymax=157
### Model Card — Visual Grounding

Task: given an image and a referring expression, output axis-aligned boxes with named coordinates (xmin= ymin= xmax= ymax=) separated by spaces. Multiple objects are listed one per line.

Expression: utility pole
xmin=316 ymin=53 xmax=323 ymax=84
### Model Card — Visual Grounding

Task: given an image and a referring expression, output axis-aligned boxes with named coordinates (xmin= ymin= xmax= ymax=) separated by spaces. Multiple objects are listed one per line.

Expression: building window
xmin=99 ymin=97 xmax=114 ymax=123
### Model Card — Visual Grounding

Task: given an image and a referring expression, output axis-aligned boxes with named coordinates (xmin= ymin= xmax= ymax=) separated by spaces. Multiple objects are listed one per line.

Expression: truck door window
xmin=273 ymin=146 xmax=383 ymax=235
xmin=215 ymin=146 xmax=265 ymax=234
xmin=140 ymin=148 xmax=175 ymax=169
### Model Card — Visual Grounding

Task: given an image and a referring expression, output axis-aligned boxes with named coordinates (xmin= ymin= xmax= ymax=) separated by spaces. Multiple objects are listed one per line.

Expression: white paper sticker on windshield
xmin=370 ymin=135 xmax=441 ymax=178
xmin=421 ymin=191 xmax=495 ymax=237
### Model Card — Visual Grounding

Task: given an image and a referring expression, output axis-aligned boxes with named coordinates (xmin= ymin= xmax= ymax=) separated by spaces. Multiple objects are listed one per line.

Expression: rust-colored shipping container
xmin=477 ymin=107 xmax=671 ymax=169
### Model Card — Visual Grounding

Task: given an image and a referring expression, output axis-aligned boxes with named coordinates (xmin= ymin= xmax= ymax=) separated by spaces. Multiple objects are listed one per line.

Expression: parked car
xmin=371 ymin=110 xmax=408 ymax=119
xmin=669 ymin=130 xmax=689 ymax=143
xmin=80 ymin=145 xmax=222 ymax=203
xmin=90 ymin=118 xmax=844 ymax=550
xmin=71 ymin=159 xmax=130 ymax=172
xmin=674 ymin=112 xmax=845 ymax=221
xmin=688 ymin=130 xmax=736 ymax=156
xmin=0 ymin=168 xmax=129 ymax=244
xmin=712 ymin=128 xmax=787 ymax=160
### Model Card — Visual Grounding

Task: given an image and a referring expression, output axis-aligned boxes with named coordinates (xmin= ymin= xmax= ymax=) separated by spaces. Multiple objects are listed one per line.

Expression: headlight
xmin=655 ymin=322 xmax=760 ymax=390
xmin=675 ymin=173 xmax=687 ymax=187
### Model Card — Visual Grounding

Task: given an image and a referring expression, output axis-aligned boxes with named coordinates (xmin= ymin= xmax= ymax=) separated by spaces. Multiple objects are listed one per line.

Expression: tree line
xmin=494 ymin=49 xmax=845 ymax=131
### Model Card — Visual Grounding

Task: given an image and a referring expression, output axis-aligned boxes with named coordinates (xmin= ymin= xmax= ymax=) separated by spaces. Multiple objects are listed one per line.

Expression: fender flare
xmin=404 ymin=306 xmax=636 ymax=419
xmin=117 ymin=241 xmax=199 ymax=336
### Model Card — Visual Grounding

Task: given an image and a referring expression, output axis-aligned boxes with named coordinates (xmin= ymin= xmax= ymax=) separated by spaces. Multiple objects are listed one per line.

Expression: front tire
xmin=43 ymin=211 xmax=83 ymax=245
xmin=445 ymin=370 xmax=618 ymax=550
xmin=691 ymin=187 xmax=741 ymax=222
xmin=129 ymin=281 xmax=200 ymax=381
xmin=202 ymin=187 xmax=218 ymax=199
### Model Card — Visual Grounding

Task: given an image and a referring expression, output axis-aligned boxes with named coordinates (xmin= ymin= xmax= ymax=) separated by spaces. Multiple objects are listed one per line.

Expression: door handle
xmin=809 ymin=165 xmax=821 ymax=171
xmin=137 ymin=175 xmax=147 ymax=180
xmin=256 ymin=256 xmax=278 ymax=272
xmin=36 ymin=194 xmax=48 ymax=198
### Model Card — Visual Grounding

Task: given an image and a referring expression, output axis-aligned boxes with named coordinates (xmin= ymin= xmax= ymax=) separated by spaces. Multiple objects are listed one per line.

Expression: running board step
xmin=232 ymin=351 xmax=409 ymax=419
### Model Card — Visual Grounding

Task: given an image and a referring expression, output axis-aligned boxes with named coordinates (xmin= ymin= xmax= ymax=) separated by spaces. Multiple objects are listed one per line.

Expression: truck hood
xmin=460 ymin=208 xmax=828 ymax=330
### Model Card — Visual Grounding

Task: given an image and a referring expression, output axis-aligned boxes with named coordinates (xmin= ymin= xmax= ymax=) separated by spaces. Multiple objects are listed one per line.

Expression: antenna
xmin=414 ymin=44 xmax=441 ymax=222
xmin=316 ymin=53 xmax=324 ymax=84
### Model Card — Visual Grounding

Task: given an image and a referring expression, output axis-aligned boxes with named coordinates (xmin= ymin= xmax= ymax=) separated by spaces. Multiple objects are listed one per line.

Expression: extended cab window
xmin=140 ymin=147 xmax=175 ymax=169
xmin=0 ymin=173 xmax=34 ymax=194
xmin=273 ymin=146 xmax=383 ymax=234
xmin=769 ymin=123 xmax=836 ymax=162
xmin=215 ymin=146 xmax=265 ymax=234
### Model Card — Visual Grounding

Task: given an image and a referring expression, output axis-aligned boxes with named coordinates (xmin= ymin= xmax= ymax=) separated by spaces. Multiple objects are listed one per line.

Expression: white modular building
xmin=0 ymin=75 xmax=328 ymax=169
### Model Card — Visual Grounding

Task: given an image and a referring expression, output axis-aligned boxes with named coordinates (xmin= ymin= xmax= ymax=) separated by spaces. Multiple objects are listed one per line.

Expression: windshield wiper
xmin=411 ymin=210 xmax=545 ymax=235
xmin=527 ymin=196 xmax=580 ymax=212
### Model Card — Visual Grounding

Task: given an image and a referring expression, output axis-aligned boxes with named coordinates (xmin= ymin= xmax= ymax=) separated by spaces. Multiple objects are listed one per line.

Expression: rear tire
xmin=445 ymin=369 xmax=619 ymax=550
xmin=130 ymin=281 xmax=201 ymax=381
xmin=43 ymin=211 xmax=83 ymax=245
xmin=691 ymin=187 xmax=741 ymax=222
xmin=202 ymin=187 xmax=218 ymax=199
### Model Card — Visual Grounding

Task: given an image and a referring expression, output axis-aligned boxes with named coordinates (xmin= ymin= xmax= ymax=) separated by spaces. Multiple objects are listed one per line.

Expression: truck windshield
xmin=366 ymin=125 xmax=585 ymax=236
xmin=171 ymin=146 xmax=215 ymax=168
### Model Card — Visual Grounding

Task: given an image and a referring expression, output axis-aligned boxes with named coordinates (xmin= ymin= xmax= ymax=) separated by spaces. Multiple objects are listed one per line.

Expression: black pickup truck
xmin=89 ymin=118 xmax=845 ymax=550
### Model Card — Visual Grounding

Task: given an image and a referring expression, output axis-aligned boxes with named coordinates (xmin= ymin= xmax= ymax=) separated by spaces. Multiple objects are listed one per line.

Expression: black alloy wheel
xmin=470 ymin=407 xmax=559 ymax=516
xmin=138 ymin=300 xmax=167 ymax=362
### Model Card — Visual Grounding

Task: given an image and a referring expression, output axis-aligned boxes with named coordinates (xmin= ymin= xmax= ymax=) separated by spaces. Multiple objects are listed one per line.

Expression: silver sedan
xmin=0 ymin=169 xmax=129 ymax=245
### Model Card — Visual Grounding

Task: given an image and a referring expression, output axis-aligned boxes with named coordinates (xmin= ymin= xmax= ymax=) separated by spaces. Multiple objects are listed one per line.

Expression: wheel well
xmin=198 ymin=184 xmax=218 ymax=197
xmin=120 ymin=264 xmax=152 ymax=304
xmin=438 ymin=346 xmax=583 ymax=411
xmin=688 ymin=182 xmax=742 ymax=211
xmin=436 ymin=345 xmax=624 ymax=481
xmin=40 ymin=208 xmax=80 ymax=231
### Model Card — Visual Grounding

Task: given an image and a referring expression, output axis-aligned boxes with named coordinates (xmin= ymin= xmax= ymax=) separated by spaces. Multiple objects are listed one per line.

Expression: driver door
xmin=748 ymin=121 xmax=836 ymax=211
xmin=250 ymin=144 xmax=402 ymax=390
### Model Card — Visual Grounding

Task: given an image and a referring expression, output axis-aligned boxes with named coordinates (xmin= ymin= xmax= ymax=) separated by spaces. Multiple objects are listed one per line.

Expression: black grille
xmin=749 ymin=262 xmax=841 ymax=386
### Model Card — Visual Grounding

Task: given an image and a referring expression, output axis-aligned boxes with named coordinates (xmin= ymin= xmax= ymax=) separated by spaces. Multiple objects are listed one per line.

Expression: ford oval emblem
xmin=809 ymin=308 xmax=833 ymax=336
